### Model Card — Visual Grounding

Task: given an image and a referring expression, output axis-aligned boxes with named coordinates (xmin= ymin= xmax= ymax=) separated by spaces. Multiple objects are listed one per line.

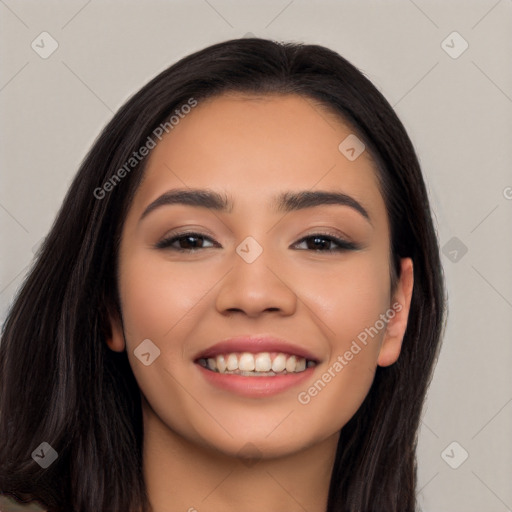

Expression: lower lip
xmin=195 ymin=363 xmax=316 ymax=397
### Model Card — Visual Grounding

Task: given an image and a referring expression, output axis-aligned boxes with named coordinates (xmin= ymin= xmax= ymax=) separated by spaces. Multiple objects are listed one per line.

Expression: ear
xmin=105 ymin=303 xmax=126 ymax=353
xmin=377 ymin=258 xmax=414 ymax=367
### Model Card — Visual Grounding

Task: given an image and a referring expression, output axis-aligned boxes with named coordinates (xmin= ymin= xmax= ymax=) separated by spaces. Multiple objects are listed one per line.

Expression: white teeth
xmin=285 ymin=355 xmax=297 ymax=373
xmin=216 ymin=354 xmax=227 ymax=373
xmin=239 ymin=353 xmax=255 ymax=371
xmin=226 ymin=353 xmax=238 ymax=371
xmin=200 ymin=352 xmax=317 ymax=376
xmin=271 ymin=354 xmax=287 ymax=372
xmin=254 ymin=352 xmax=272 ymax=372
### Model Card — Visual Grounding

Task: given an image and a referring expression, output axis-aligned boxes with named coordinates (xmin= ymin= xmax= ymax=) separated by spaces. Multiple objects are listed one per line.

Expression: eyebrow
xmin=139 ymin=188 xmax=371 ymax=223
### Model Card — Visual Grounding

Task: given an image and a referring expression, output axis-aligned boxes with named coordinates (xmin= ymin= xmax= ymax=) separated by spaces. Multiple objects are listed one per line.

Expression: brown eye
xmin=156 ymin=232 xmax=217 ymax=251
xmin=293 ymin=234 xmax=359 ymax=252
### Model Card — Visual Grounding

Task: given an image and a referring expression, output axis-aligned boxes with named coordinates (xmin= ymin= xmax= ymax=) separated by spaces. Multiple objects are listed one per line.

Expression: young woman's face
xmin=108 ymin=93 xmax=413 ymax=459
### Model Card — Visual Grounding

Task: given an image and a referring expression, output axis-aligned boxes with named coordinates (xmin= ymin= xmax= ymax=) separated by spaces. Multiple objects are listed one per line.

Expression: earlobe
xmin=377 ymin=258 xmax=414 ymax=367
xmin=105 ymin=306 xmax=126 ymax=353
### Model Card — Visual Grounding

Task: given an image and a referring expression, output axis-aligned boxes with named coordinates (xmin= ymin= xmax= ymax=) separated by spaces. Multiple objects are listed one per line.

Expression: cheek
xmin=291 ymin=252 xmax=391 ymax=418
xmin=299 ymin=252 xmax=391 ymax=354
xmin=118 ymin=250 xmax=218 ymax=343
xmin=117 ymin=252 xmax=218 ymax=429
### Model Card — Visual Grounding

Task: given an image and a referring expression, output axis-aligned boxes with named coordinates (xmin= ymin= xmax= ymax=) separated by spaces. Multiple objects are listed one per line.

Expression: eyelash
xmin=155 ymin=231 xmax=360 ymax=253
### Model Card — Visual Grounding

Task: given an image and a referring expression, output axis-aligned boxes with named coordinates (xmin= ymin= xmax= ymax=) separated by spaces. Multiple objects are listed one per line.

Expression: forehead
xmin=130 ymin=93 xmax=386 ymax=222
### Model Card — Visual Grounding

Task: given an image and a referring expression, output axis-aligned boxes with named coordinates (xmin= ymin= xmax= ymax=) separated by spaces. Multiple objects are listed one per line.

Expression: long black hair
xmin=0 ymin=38 xmax=445 ymax=511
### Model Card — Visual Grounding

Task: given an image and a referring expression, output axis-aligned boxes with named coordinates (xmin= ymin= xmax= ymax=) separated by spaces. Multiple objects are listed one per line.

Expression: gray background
xmin=1 ymin=1 xmax=511 ymax=511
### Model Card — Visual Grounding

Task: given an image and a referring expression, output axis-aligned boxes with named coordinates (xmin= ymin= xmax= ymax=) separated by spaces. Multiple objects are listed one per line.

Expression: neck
xmin=142 ymin=400 xmax=338 ymax=512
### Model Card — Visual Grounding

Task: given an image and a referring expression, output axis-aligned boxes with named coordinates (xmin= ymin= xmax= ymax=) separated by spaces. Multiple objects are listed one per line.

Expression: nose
xmin=215 ymin=243 xmax=298 ymax=318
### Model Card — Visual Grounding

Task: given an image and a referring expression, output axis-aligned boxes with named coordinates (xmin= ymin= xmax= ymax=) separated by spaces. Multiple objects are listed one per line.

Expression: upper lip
xmin=194 ymin=335 xmax=320 ymax=363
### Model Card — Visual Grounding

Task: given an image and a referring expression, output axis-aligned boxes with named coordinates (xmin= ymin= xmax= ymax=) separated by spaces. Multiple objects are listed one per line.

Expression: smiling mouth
xmin=196 ymin=351 xmax=317 ymax=377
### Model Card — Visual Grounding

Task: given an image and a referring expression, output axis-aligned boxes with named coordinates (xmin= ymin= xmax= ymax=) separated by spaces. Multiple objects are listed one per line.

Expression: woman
xmin=0 ymin=38 xmax=445 ymax=511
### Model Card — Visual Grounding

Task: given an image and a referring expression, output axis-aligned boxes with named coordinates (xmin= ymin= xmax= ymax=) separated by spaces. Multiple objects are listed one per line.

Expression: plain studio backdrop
xmin=0 ymin=1 xmax=511 ymax=511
